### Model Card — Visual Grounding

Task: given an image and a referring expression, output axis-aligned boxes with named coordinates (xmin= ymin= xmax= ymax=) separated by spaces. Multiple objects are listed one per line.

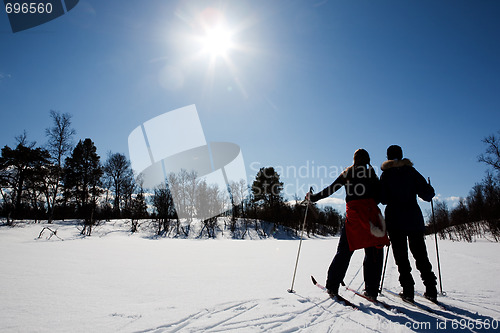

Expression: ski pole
xmin=379 ymin=245 xmax=390 ymax=293
xmin=288 ymin=187 xmax=313 ymax=293
xmin=428 ymin=177 xmax=444 ymax=295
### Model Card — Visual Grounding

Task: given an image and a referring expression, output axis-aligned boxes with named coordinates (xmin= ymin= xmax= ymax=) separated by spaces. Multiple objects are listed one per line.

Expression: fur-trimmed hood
xmin=381 ymin=158 xmax=413 ymax=171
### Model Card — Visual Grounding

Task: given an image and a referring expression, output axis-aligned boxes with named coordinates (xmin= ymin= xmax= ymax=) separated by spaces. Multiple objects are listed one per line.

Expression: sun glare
xmin=202 ymin=26 xmax=233 ymax=57
xmin=183 ymin=6 xmax=249 ymax=98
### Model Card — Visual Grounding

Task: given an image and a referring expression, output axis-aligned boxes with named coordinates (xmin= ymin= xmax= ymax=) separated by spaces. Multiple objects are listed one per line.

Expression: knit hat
xmin=387 ymin=145 xmax=403 ymax=160
xmin=353 ymin=148 xmax=370 ymax=166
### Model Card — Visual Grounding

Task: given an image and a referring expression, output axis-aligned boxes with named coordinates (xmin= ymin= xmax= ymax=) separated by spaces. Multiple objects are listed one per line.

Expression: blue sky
xmin=1 ymin=0 xmax=499 ymax=215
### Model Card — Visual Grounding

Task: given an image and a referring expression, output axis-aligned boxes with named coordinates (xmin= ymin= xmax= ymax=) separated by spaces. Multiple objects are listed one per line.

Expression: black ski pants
xmin=326 ymin=226 xmax=384 ymax=295
xmin=388 ymin=230 xmax=437 ymax=291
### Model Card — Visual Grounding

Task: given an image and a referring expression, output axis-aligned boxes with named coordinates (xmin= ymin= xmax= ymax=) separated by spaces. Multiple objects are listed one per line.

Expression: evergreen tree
xmin=251 ymin=167 xmax=284 ymax=209
xmin=251 ymin=166 xmax=284 ymax=224
xmin=0 ymin=143 xmax=50 ymax=221
xmin=63 ymin=138 xmax=103 ymax=234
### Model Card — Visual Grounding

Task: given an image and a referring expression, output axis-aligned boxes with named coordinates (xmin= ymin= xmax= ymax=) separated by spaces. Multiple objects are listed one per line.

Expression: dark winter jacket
xmin=311 ymin=165 xmax=380 ymax=204
xmin=380 ymin=159 xmax=435 ymax=232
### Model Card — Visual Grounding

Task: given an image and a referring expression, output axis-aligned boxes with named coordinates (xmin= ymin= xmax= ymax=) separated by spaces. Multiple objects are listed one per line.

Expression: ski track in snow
xmin=136 ymin=295 xmax=402 ymax=332
xmin=141 ymin=293 xmax=500 ymax=333
xmin=136 ymin=295 xmax=377 ymax=333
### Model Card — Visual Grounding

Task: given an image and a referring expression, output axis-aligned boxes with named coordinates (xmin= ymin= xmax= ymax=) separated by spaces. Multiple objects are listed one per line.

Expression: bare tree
xmin=15 ymin=130 xmax=36 ymax=148
xmin=152 ymin=182 xmax=176 ymax=235
xmin=184 ymin=170 xmax=198 ymax=222
xmin=120 ymin=174 xmax=136 ymax=218
xmin=478 ymin=131 xmax=500 ymax=173
xmin=103 ymin=152 xmax=133 ymax=217
xmin=46 ymin=111 xmax=76 ymax=168
xmin=130 ymin=181 xmax=148 ymax=232
xmin=228 ymin=179 xmax=248 ymax=232
xmin=167 ymin=169 xmax=197 ymax=222
xmin=198 ymin=182 xmax=225 ymax=238
xmin=44 ymin=110 xmax=75 ymax=223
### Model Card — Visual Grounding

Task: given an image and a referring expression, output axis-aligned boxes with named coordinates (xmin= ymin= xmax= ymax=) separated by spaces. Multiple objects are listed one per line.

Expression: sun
xmin=179 ymin=6 xmax=249 ymax=98
xmin=202 ymin=26 xmax=233 ymax=57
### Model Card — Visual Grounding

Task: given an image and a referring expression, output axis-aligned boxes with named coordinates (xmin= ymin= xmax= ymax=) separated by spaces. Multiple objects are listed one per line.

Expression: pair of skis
xmin=312 ymin=275 xmax=447 ymax=315
xmin=383 ymin=288 xmax=448 ymax=314
xmin=311 ymin=276 xmax=394 ymax=311
xmin=343 ymin=284 xmax=394 ymax=311
xmin=311 ymin=276 xmax=359 ymax=309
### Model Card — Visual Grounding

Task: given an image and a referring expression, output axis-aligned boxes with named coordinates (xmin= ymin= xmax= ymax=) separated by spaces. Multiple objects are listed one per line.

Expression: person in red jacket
xmin=309 ymin=149 xmax=389 ymax=300
xmin=380 ymin=145 xmax=437 ymax=302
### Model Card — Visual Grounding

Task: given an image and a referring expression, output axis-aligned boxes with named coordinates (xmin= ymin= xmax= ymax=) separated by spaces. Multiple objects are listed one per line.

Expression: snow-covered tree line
xmin=0 ymin=111 xmax=342 ymax=238
xmin=427 ymin=131 xmax=500 ymax=242
xmin=0 ymin=111 xmax=149 ymax=234
xmin=145 ymin=167 xmax=343 ymax=238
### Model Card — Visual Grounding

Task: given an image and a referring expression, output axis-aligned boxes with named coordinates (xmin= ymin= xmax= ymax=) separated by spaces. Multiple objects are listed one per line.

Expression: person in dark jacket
xmin=380 ymin=145 xmax=438 ymax=302
xmin=309 ymin=149 xmax=387 ymax=300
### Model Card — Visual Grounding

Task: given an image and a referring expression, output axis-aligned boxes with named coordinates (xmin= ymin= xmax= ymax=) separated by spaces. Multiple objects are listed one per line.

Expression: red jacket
xmin=346 ymin=198 xmax=390 ymax=251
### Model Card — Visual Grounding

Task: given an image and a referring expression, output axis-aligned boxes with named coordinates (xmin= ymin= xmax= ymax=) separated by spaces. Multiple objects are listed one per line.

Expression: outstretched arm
xmin=310 ymin=174 xmax=346 ymax=202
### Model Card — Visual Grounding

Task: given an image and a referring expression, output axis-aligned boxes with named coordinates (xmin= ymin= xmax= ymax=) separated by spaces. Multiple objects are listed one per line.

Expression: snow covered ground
xmin=1 ymin=219 xmax=499 ymax=332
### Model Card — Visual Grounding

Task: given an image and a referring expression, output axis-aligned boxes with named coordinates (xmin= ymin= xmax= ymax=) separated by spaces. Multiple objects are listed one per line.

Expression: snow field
xmin=0 ymin=220 xmax=499 ymax=332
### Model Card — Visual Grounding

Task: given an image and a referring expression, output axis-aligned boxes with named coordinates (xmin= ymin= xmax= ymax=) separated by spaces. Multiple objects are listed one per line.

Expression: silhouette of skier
xmin=380 ymin=145 xmax=438 ymax=302
xmin=309 ymin=149 xmax=389 ymax=300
